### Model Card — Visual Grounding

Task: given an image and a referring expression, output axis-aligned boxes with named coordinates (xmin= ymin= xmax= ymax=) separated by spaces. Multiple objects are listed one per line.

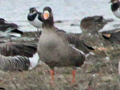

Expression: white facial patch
xmin=43 ymin=10 xmax=49 ymax=20
xmin=44 ymin=10 xmax=49 ymax=14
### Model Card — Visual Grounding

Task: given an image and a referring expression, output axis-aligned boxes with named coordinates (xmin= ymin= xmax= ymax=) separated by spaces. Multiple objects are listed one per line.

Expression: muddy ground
xmin=0 ymin=30 xmax=120 ymax=90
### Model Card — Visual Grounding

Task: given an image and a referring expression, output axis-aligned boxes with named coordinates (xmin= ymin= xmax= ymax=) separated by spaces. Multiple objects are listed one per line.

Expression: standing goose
xmin=27 ymin=7 xmax=43 ymax=34
xmin=110 ymin=0 xmax=120 ymax=18
xmin=0 ymin=18 xmax=23 ymax=38
xmin=0 ymin=40 xmax=39 ymax=71
xmin=37 ymin=7 xmax=85 ymax=83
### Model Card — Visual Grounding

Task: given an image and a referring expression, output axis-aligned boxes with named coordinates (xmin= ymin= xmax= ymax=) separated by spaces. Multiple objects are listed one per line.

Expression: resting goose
xmin=80 ymin=16 xmax=120 ymax=48
xmin=0 ymin=39 xmax=39 ymax=71
xmin=0 ymin=18 xmax=23 ymax=38
xmin=102 ymin=29 xmax=120 ymax=44
xmin=80 ymin=16 xmax=112 ymax=33
xmin=37 ymin=7 xmax=85 ymax=83
xmin=80 ymin=16 xmax=111 ymax=50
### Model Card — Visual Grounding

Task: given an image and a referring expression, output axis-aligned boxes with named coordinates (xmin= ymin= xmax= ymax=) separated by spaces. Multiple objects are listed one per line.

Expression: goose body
xmin=0 ymin=18 xmax=23 ymax=38
xmin=0 ymin=52 xmax=39 ymax=71
xmin=80 ymin=16 xmax=112 ymax=49
xmin=38 ymin=27 xmax=85 ymax=68
xmin=80 ymin=16 xmax=109 ymax=33
xmin=37 ymin=7 xmax=85 ymax=83
xmin=0 ymin=39 xmax=39 ymax=71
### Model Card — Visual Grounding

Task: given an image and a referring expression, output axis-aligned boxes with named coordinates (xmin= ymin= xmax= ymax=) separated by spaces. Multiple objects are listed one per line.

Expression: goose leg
xmin=72 ymin=70 xmax=76 ymax=83
xmin=50 ymin=69 xmax=54 ymax=83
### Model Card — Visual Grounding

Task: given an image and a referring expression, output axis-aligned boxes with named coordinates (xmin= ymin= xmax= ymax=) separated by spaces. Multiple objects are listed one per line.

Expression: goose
xmin=0 ymin=39 xmax=39 ymax=71
xmin=0 ymin=18 xmax=23 ymax=38
xmin=37 ymin=6 xmax=85 ymax=83
xmin=102 ymin=29 xmax=120 ymax=44
xmin=80 ymin=16 xmax=112 ymax=33
xmin=80 ymin=16 xmax=112 ymax=50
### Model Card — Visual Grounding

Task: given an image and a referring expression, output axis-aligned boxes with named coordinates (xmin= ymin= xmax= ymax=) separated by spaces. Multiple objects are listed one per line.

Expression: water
xmin=0 ymin=0 xmax=119 ymax=33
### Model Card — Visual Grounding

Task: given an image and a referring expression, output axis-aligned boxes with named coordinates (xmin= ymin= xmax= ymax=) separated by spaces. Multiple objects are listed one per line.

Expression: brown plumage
xmin=0 ymin=18 xmax=23 ymax=38
xmin=56 ymin=29 xmax=93 ymax=53
xmin=37 ymin=6 xmax=85 ymax=83
xmin=80 ymin=16 xmax=108 ymax=33
xmin=80 ymin=16 xmax=112 ymax=49
xmin=80 ymin=16 xmax=120 ymax=48
xmin=102 ymin=29 xmax=120 ymax=44
xmin=0 ymin=39 xmax=39 ymax=71
xmin=0 ymin=41 xmax=37 ymax=57
xmin=0 ymin=54 xmax=30 ymax=71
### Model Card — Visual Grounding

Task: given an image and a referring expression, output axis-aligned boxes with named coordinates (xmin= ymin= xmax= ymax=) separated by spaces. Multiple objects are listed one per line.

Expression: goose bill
xmin=43 ymin=11 xmax=49 ymax=20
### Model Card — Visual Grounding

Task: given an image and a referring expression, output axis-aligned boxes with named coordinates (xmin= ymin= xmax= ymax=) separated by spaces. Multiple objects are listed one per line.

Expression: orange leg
xmin=50 ymin=69 xmax=54 ymax=83
xmin=72 ymin=70 xmax=76 ymax=83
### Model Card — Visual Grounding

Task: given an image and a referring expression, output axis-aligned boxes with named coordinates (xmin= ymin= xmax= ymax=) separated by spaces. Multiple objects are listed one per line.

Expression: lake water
xmin=0 ymin=0 xmax=119 ymax=33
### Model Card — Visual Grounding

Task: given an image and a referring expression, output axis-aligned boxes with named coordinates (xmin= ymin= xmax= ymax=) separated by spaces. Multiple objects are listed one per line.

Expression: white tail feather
xmin=28 ymin=53 xmax=39 ymax=70
xmin=118 ymin=61 xmax=120 ymax=75
xmin=70 ymin=44 xmax=85 ymax=55
xmin=85 ymin=52 xmax=95 ymax=57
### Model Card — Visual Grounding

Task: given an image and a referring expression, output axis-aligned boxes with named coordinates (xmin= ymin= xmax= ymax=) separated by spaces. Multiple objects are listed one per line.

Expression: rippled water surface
xmin=0 ymin=0 xmax=119 ymax=33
